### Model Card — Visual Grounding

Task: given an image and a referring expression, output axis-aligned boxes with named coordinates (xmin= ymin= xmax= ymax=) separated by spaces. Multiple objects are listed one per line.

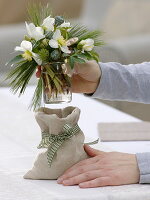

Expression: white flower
xmin=79 ymin=39 xmax=94 ymax=52
xmin=49 ymin=29 xmax=71 ymax=54
xmin=25 ymin=22 xmax=45 ymax=41
xmin=15 ymin=40 xmax=42 ymax=65
xmin=60 ymin=22 xmax=71 ymax=28
xmin=42 ymin=16 xmax=55 ymax=31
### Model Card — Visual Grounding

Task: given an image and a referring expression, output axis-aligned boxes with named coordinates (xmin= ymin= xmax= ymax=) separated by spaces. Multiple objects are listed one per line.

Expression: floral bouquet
xmin=6 ymin=4 xmax=104 ymax=110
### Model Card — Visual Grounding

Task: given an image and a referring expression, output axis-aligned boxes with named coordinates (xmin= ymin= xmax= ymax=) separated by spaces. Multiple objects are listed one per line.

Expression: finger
xmin=84 ymin=145 xmax=105 ymax=157
xmin=57 ymin=163 xmax=101 ymax=183
xmin=79 ymin=177 xmax=111 ymax=188
xmin=62 ymin=170 xmax=104 ymax=186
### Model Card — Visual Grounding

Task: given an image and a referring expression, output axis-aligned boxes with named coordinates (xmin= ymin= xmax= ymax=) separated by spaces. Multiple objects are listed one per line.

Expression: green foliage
xmin=27 ymin=3 xmax=52 ymax=26
xmin=55 ymin=16 xmax=64 ymax=26
xmin=69 ymin=55 xmax=85 ymax=69
xmin=6 ymin=61 xmax=37 ymax=95
xmin=69 ymin=25 xmax=88 ymax=39
xmin=62 ymin=53 xmax=70 ymax=58
xmin=6 ymin=55 xmax=25 ymax=66
xmin=79 ymin=30 xmax=104 ymax=46
xmin=88 ymin=51 xmax=100 ymax=62
xmin=45 ymin=31 xmax=53 ymax=40
xmin=30 ymin=77 xmax=43 ymax=110
xmin=69 ymin=25 xmax=104 ymax=47
xmin=24 ymin=35 xmax=31 ymax=41
xmin=50 ymin=50 xmax=61 ymax=61
xmin=38 ymin=49 xmax=49 ymax=63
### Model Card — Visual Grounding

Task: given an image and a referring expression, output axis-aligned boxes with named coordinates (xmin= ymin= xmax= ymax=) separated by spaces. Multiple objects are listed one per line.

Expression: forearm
xmin=92 ymin=62 xmax=150 ymax=104
xmin=136 ymin=153 xmax=150 ymax=183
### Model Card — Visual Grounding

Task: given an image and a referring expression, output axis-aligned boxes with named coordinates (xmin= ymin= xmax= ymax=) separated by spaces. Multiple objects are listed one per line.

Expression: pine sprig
xmin=69 ymin=25 xmax=88 ymax=39
xmin=6 ymin=61 xmax=37 ymax=95
xmin=69 ymin=25 xmax=104 ymax=47
xmin=27 ymin=3 xmax=52 ymax=26
xmin=79 ymin=30 xmax=104 ymax=46
xmin=30 ymin=77 xmax=43 ymax=111
xmin=38 ymin=49 xmax=50 ymax=63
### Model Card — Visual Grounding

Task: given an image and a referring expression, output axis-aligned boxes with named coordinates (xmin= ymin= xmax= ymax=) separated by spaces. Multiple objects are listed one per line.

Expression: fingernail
xmin=63 ymin=180 xmax=70 ymax=185
xmin=79 ymin=183 xmax=84 ymax=187
xmin=57 ymin=178 xmax=63 ymax=184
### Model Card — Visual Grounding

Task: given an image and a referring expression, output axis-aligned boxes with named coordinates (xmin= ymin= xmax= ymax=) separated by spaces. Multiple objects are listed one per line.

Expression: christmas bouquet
xmin=6 ymin=4 xmax=103 ymax=109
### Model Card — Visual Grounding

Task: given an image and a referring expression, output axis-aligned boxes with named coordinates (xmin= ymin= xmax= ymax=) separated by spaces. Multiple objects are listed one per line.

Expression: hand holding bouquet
xmin=6 ymin=4 xmax=104 ymax=110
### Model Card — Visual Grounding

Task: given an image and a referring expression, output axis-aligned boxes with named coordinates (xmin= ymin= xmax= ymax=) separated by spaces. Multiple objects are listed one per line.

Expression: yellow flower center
xmin=22 ymin=50 xmax=33 ymax=61
xmin=57 ymin=36 xmax=66 ymax=46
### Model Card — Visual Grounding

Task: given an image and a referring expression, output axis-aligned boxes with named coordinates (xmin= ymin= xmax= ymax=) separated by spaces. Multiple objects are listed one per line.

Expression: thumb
xmin=84 ymin=144 xmax=103 ymax=157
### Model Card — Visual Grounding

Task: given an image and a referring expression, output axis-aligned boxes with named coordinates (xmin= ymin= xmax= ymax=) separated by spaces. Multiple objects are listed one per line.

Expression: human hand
xmin=69 ymin=61 xmax=101 ymax=94
xmin=57 ymin=145 xmax=140 ymax=188
xmin=36 ymin=61 xmax=101 ymax=94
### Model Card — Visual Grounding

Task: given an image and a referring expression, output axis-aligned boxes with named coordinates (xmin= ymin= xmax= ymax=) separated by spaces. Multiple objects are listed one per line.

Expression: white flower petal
xmin=60 ymin=46 xmax=71 ymax=54
xmin=53 ymin=29 xmax=61 ymax=40
xmin=42 ymin=16 xmax=55 ymax=31
xmin=60 ymin=22 xmax=71 ymax=28
xmin=83 ymin=45 xmax=94 ymax=51
xmin=25 ymin=22 xmax=45 ymax=41
xmin=32 ymin=53 xmax=42 ymax=65
xmin=25 ymin=22 xmax=35 ymax=38
xmin=20 ymin=40 xmax=33 ymax=51
xmin=15 ymin=46 xmax=24 ymax=52
xmin=34 ymin=27 xmax=45 ymax=41
xmin=85 ymin=38 xmax=94 ymax=45
xmin=80 ymin=40 xmax=86 ymax=45
xmin=49 ymin=39 xmax=59 ymax=48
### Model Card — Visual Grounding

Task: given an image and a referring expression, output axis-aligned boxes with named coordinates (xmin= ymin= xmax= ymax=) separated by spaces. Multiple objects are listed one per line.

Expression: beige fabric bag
xmin=24 ymin=106 xmax=88 ymax=180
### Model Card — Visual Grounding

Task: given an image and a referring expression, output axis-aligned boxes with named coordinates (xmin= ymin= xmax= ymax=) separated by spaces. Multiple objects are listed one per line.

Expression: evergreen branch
xmin=6 ymin=55 xmax=24 ymax=66
xmin=69 ymin=24 xmax=88 ymax=39
xmin=69 ymin=25 xmax=104 ymax=47
xmin=29 ymin=77 xmax=43 ymax=111
xmin=27 ymin=3 xmax=52 ymax=26
xmin=6 ymin=61 xmax=37 ymax=95
xmin=38 ymin=49 xmax=50 ymax=63
xmin=79 ymin=30 xmax=104 ymax=46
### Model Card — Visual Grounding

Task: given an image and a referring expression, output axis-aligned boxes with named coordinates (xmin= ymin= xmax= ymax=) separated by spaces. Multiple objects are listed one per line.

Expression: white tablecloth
xmin=1 ymin=87 xmax=150 ymax=200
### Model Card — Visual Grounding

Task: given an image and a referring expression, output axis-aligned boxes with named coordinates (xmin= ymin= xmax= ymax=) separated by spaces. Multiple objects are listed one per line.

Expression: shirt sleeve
xmin=136 ymin=153 xmax=150 ymax=183
xmin=92 ymin=62 xmax=150 ymax=104
xmin=91 ymin=62 xmax=150 ymax=183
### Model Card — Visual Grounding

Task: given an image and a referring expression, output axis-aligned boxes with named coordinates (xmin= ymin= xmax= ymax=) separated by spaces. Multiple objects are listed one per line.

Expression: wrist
xmin=85 ymin=64 xmax=102 ymax=95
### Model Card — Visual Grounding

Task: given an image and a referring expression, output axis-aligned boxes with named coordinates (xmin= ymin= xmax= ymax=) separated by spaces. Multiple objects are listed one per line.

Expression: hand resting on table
xmin=57 ymin=145 xmax=140 ymax=188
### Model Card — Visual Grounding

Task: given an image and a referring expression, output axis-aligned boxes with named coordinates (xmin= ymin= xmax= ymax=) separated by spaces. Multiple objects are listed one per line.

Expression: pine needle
xmin=27 ymin=3 xmax=52 ymax=25
xmin=29 ymin=77 xmax=43 ymax=111
xmin=69 ymin=24 xmax=104 ymax=47
xmin=6 ymin=61 xmax=37 ymax=95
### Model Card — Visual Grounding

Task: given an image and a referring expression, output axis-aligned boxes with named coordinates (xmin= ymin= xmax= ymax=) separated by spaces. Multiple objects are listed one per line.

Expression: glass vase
xmin=42 ymin=62 xmax=72 ymax=104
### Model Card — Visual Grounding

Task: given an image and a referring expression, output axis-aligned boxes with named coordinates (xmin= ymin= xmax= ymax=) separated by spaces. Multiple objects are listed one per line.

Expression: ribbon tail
xmin=84 ymin=138 xmax=99 ymax=145
xmin=47 ymin=140 xmax=63 ymax=167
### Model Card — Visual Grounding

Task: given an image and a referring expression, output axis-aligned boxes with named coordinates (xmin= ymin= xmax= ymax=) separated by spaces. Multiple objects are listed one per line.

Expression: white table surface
xmin=1 ymin=86 xmax=150 ymax=200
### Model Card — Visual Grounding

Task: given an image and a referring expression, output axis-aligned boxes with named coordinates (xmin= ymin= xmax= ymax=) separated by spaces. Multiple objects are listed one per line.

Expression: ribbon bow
xmin=37 ymin=124 xmax=81 ymax=167
xmin=37 ymin=123 xmax=99 ymax=167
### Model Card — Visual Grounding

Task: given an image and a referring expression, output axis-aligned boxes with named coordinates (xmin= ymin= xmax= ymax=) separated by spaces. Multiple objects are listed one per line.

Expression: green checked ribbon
xmin=37 ymin=123 xmax=99 ymax=167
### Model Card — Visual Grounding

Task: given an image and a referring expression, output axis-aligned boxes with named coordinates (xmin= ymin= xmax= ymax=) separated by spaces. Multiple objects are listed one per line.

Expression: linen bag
xmin=24 ymin=106 xmax=88 ymax=180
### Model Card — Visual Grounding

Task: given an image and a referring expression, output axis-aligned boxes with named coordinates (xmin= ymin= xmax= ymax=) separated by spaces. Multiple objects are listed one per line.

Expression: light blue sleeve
xmin=92 ymin=62 xmax=150 ymax=103
xmin=92 ymin=62 xmax=150 ymax=184
xmin=136 ymin=153 xmax=150 ymax=183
